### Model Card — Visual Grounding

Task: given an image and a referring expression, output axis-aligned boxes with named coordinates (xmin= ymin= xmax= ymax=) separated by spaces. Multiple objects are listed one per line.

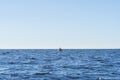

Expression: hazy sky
xmin=0 ymin=0 xmax=120 ymax=49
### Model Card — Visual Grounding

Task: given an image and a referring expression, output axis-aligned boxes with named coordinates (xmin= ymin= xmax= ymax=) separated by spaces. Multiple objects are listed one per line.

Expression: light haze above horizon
xmin=0 ymin=0 xmax=120 ymax=49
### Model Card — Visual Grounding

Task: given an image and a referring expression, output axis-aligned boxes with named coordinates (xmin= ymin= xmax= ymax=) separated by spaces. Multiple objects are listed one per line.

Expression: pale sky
xmin=0 ymin=0 xmax=120 ymax=49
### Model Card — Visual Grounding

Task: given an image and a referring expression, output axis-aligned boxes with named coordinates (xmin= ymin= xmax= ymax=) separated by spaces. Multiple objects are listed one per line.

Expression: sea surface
xmin=0 ymin=49 xmax=120 ymax=80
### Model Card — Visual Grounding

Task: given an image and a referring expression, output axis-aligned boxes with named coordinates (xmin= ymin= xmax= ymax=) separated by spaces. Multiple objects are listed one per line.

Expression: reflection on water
xmin=0 ymin=49 xmax=120 ymax=80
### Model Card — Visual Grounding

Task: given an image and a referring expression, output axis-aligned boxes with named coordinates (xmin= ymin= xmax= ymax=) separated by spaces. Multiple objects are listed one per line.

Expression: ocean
xmin=0 ymin=49 xmax=119 ymax=80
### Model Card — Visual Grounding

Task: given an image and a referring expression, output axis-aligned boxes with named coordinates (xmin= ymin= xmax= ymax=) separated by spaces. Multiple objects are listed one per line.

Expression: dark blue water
xmin=0 ymin=49 xmax=120 ymax=80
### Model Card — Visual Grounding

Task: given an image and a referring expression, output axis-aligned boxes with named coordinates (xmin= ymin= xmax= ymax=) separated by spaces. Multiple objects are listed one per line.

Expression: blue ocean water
xmin=0 ymin=49 xmax=120 ymax=80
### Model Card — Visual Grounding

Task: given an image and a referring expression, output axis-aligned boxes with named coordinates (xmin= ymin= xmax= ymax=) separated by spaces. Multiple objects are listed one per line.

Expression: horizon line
xmin=0 ymin=48 xmax=119 ymax=49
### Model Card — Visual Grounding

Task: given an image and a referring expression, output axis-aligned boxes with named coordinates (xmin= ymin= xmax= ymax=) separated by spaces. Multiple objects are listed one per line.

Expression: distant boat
xmin=59 ymin=48 xmax=62 ymax=52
